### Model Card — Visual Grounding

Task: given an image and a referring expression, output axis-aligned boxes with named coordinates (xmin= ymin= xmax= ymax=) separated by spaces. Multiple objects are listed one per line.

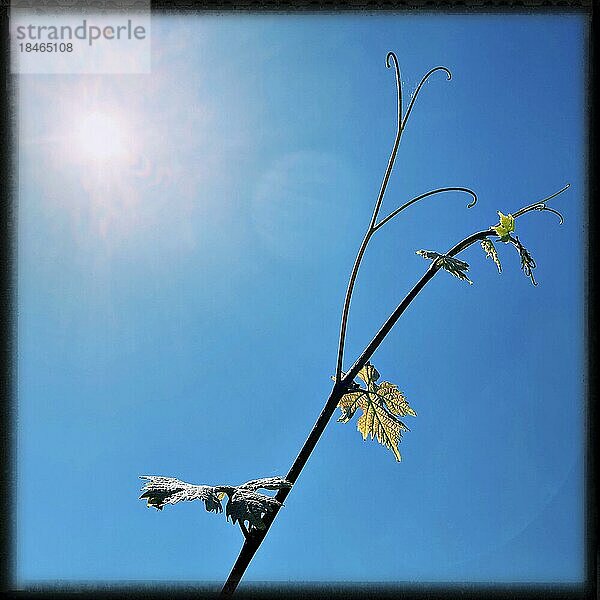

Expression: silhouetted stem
xmin=221 ymin=229 xmax=490 ymax=597
xmin=220 ymin=189 xmax=566 ymax=595
xmin=335 ymin=56 xmax=455 ymax=382
xmin=238 ymin=522 xmax=250 ymax=540
xmin=335 ymin=53 xmax=403 ymax=382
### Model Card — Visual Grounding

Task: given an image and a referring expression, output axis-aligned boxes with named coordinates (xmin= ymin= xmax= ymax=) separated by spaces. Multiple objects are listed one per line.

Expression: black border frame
xmin=0 ymin=1 xmax=595 ymax=598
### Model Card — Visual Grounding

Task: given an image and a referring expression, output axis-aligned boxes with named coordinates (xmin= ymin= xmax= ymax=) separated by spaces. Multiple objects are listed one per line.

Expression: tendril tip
xmin=386 ymin=52 xmax=398 ymax=69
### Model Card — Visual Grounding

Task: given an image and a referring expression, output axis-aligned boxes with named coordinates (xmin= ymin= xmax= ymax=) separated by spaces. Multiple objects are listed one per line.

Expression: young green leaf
xmin=337 ymin=362 xmax=416 ymax=462
xmin=337 ymin=389 xmax=366 ymax=423
xmin=358 ymin=363 xmax=380 ymax=388
xmin=492 ymin=211 xmax=515 ymax=242
xmin=377 ymin=381 xmax=417 ymax=417
xmin=416 ymin=250 xmax=473 ymax=284
xmin=480 ymin=238 xmax=502 ymax=273
xmin=357 ymin=398 xmax=410 ymax=462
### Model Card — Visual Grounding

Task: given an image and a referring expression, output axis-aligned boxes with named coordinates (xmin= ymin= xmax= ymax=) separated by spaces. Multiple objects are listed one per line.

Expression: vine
xmin=137 ymin=51 xmax=569 ymax=595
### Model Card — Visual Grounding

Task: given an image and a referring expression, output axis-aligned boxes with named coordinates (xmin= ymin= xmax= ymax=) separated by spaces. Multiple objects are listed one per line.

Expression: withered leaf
xmin=138 ymin=476 xmax=223 ymax=513
xmin=139 ymin=475 xmax=292 ymax=532
xmin=416 ymin=250 xmax=473 ymax=284
xmin=480 ymin=238 xmax=502 ymax=273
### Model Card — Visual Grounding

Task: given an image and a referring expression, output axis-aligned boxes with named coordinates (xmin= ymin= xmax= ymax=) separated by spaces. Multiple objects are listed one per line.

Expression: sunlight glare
xmin=75 ymin=110 xmax=128 ymax=162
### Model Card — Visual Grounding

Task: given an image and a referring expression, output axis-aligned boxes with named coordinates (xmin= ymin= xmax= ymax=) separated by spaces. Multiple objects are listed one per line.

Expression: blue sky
xmin=16 ymin=13 xmax=587 ymax=586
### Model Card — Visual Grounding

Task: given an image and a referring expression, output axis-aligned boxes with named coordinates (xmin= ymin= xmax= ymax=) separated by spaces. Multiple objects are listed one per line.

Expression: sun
xmin=74 ymin=110 xmax=129 ymax=162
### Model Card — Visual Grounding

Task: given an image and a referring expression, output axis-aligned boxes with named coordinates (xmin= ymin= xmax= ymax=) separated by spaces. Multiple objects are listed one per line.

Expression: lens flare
xmin=75 ymin=110 xmax=128 ymax=162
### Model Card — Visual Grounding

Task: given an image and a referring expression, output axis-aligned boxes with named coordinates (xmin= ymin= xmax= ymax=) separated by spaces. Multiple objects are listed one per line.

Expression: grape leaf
xmin=492 ymin=211 xmax=515 ymax=242
xmin=338 ymin=389 xmax=366 ymax=422
xmin=337 ymin=362 xmax=416 ymax=462
xmin=378 ymin=381 xmax=416 ymax=417
xmin=510 ymin=235 xmax=537 ymax=285
xmin=480 ymin=238 xmax=502 ymax=273
xmin=415 ymin=249 xmax=442 ymax=262
xmin=356 ymin=399 xmax=410 ymax=462
xmin=138 ymin=475 xmax=292 ymax=531
xmin=138 ymin=476 xmax=224 ymax=513
xmin=416 ymin=250 xmax=473 ymax=284
xmin=225 ymin=488 xmax=281 ymax=530
xmin=237 ymin=477 xmax=293 ymax=493
xmin=359 ymin=362 xmax=380 ymax=388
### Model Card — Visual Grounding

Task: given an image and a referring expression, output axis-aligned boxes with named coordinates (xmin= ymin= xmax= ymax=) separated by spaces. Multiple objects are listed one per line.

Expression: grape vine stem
xmin=220 ymin=188 xmax=567 ymax=596
xmin=218 ymin=51 xmax=569 ymax=595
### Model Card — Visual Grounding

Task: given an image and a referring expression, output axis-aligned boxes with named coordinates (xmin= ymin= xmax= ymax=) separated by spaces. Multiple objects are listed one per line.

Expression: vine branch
xmin=335 ymin=54 xmax=456 ymax=382
xmin=238 ymin=522 xmax=250 ymax=540
xmin=220 ymin=187 xmax=567 ymax=596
